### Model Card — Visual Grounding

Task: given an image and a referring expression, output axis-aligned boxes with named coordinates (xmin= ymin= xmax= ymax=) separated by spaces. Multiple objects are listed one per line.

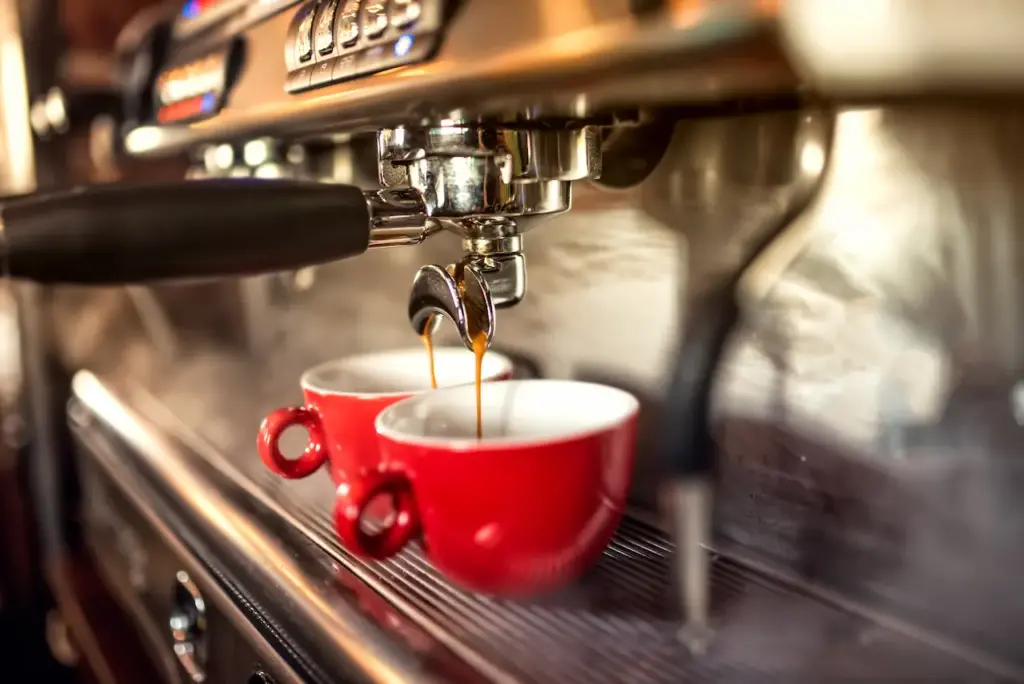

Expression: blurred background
xmin=0 ymin=2 xmax=177 ymax=681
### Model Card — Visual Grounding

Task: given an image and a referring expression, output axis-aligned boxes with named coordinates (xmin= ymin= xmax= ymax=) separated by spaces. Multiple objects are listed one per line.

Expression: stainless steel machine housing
xmin=44 ymin=0 xmax=1024 ymax=682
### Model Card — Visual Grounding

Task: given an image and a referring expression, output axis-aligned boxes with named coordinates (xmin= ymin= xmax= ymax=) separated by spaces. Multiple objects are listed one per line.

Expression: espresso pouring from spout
xmin=408 ymin=260 xmax=496 ymax=351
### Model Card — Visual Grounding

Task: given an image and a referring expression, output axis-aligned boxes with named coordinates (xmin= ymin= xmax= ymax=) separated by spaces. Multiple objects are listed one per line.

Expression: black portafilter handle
xmin=0 ymin=179 xmax=372 ymax=284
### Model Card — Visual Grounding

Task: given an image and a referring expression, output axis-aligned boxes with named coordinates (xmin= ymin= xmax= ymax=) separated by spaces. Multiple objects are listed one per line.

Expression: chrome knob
xmin=338 ymin=0 xmax=361 ymax=46
xmin=361 ymin=1 xmax=389 ymax=39
xmin=390 ymin=0 xmax=421 ymax=28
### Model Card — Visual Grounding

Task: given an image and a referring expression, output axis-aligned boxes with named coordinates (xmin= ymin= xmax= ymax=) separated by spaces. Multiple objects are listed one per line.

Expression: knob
xmin=30 ymin=86 xmax=122 ymax=139
xmin=170 ymin=571 xmax=207 ymax=683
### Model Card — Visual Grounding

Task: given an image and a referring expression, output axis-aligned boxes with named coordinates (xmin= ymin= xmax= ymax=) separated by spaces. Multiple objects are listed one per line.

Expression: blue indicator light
xmin=182 ymin=0 xmax=200 ymax=19
xmin=201 ymin=92 xmax=217 ymax=113
xmin=394 ymin=34 xmax=414 ymax=58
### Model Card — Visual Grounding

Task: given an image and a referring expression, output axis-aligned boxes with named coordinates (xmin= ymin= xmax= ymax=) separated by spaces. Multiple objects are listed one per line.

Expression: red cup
xmin=334 ymin=380 xmax=639 ymax=596
xmin=257 ymin=348 xmax=514 ymax=485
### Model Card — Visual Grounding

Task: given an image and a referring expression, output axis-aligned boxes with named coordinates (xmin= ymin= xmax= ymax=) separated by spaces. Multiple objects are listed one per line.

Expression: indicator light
xmin=394 ymin=34 xmax=414 ymax=58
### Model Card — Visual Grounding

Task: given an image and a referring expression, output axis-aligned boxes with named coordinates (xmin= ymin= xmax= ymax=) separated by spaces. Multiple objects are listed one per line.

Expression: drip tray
xmin=116 ymin=377 xmax=1019 ymax=684
xmin=263 ymin=476 xmax=1013 ymax=682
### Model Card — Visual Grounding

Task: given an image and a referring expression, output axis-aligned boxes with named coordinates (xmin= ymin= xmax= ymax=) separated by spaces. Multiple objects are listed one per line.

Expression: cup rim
xmin=375 ymin=379 xmax=639 ymax=450
xmin=300 ymin=347 xmax=514 ymax=398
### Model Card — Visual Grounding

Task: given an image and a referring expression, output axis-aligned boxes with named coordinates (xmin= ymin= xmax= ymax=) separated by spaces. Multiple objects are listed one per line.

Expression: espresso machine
xmin=5 ymin=0 xmax=1024 ymax=682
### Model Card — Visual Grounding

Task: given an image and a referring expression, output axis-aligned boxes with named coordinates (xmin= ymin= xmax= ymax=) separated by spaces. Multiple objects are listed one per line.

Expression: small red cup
xmin=257 ymin=348 xmax=514 ymax=485
xmin=334 ymin=380 xmax=639 ymax=597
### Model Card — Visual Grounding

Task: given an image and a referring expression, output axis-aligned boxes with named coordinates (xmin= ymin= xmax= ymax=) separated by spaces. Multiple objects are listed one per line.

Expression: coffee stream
xmin=420 ymin=262 xmax=487 ymax=439
xmin=421 ymin=313 xmax=439 ymax=390
xmin=471 ymin=330 xmax=486 ymax=440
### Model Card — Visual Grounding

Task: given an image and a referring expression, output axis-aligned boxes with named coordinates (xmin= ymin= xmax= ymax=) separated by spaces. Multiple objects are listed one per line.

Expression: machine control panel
xmin=285 ymin=0 xmax=443 ymax=94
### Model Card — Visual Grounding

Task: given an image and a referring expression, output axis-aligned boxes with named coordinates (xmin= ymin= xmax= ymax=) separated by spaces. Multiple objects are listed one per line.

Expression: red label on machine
xmin=156 ymin=93 xmax=218 ymax=124
xmin=180 ymin=0 xmax=228 ymax=20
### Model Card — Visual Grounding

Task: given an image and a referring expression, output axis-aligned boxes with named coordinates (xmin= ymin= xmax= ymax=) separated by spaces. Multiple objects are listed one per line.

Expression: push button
xmin=362 ymin=1 xmax=389 ymax=39
xmin=295 ymin=5 xmax=315 ymax=62
xmin=389 ymin=0 xmax=421 ymax=28
xmin=285 ymin=65 xmax=314 ymax=93
xmin=332 ymin=54 xmax=358 ymax=82
xmin=310 ymin=58 xmax=337 ymax=86
xmin=315 ymin=0 xmax=340 ymax=55
xmin=337 ymin=0 xmax=361 ymax=46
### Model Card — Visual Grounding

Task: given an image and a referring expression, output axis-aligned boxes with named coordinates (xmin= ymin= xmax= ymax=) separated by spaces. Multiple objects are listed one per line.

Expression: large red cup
xmin=334 ymin=380 xmax=639 ymax=597
xmin=257 ymin=348 xmax=514 ymax=485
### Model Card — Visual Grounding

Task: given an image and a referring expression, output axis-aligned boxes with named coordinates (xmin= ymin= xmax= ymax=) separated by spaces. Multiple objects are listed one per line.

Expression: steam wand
xmin=661 ymin=295 xmax=737 ymax=655
xmin=660 ymin=109 xmax=832 ymax=657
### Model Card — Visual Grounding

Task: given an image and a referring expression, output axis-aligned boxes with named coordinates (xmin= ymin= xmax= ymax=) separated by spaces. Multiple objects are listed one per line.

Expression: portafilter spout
xmin=408 ymin=261 xmax=495 ymax=351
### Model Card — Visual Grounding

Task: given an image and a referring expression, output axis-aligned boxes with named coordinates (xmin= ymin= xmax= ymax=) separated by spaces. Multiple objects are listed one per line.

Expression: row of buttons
xmin=296 ymin=0 xmax=423 ymax=64
xmin=286 ymin=31 xmax=432 ymax=93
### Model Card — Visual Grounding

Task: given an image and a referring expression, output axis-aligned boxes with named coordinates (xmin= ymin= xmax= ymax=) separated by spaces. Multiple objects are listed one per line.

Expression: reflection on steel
xmin=125 ymin=2 xmax=787 ymax=156
xmin=649 ymin=107 xmax=833 ymax=652
xmin=71 ymin=371 xmax=442 ymax=684
xmin=126 ymin=1 xmax=1024 ymax=159
xmin=57 ymin=98 xmax=1024 ymax=675
xmin=712 ymin=103 xmax=1024 ymax=666
xmin=408 ymin=262 xmax=495 ymax=351
xmin=69 ymin=371 xmax=1021 ymax=682
xmin=73 ymin=414 xmax=303 ymax=684
xmin=380 ymin=126 xmax=582 ymax=219
xmin=365 ymin=187 xmax=438 ymax=247
xmin=664 ymin=478 xmax=714 ymax=655
xmin=170 ymin=570 xmax=208 ymax=683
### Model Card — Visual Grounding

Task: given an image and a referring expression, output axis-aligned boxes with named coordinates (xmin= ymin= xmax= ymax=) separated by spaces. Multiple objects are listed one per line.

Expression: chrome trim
xmin=124 ymin=2 xmax=786 ymax=157
xmin=663 ymin=477 xmax=713 ymax=655
xmin=86 ymin=536 xmax=183 ymax=683
xmin=92 ymin=372 xmax=518 ymax=684
xmin=170 ymin=570 xmax=209 ymax=683
xmin=71 ymin=370 xmax=442 ymax=684
xmin=73 ymin=423 xmax=304 ymax=684
xmin=365 ymin=187 xmax=438 ymax=247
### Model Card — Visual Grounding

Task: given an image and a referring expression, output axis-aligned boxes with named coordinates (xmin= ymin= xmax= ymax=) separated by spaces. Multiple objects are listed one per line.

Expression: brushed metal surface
xmin=714 ymin=103 xmax=1024 ymax=664
xmin=70 ymin=370 xmax=1020 ymax=683
xmin=72 ymin=371 xmax=446 ymax=684
xmin=75 ymin=440 xmax=304 ymax=684
xmin=124 ymin=1 xmax=790 ymax=156
xmin=124 ymin=0 xmax=1024 ymax=157
xmin=52 ymin=103 xmax=1024 ymax=669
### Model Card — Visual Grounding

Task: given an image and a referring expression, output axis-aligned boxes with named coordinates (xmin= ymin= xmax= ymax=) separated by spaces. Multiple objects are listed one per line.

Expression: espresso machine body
xmin=39 ymin=0 xmax=1024 ymax=681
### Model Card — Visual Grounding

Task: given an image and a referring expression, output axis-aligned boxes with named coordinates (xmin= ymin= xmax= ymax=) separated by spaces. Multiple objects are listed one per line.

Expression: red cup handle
xmin=257 ymin=406 xmax=328 ymax=479
xmin=334 ymin=471 xmax=418 ymax=560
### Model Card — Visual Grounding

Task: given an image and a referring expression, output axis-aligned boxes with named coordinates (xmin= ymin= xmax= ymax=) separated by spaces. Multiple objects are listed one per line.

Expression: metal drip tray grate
xmin=113 ymin=375 xmax=1016 ymax=684
xmin=271 ymin=478 xmax=1011 ymax=683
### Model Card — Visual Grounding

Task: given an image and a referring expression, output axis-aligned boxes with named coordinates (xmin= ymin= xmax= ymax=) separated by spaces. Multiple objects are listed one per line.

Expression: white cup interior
xmin=301 ymin=348 xmax=513 ymax=396
xmin=376 ymin=380 xmax=639 ymax=447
